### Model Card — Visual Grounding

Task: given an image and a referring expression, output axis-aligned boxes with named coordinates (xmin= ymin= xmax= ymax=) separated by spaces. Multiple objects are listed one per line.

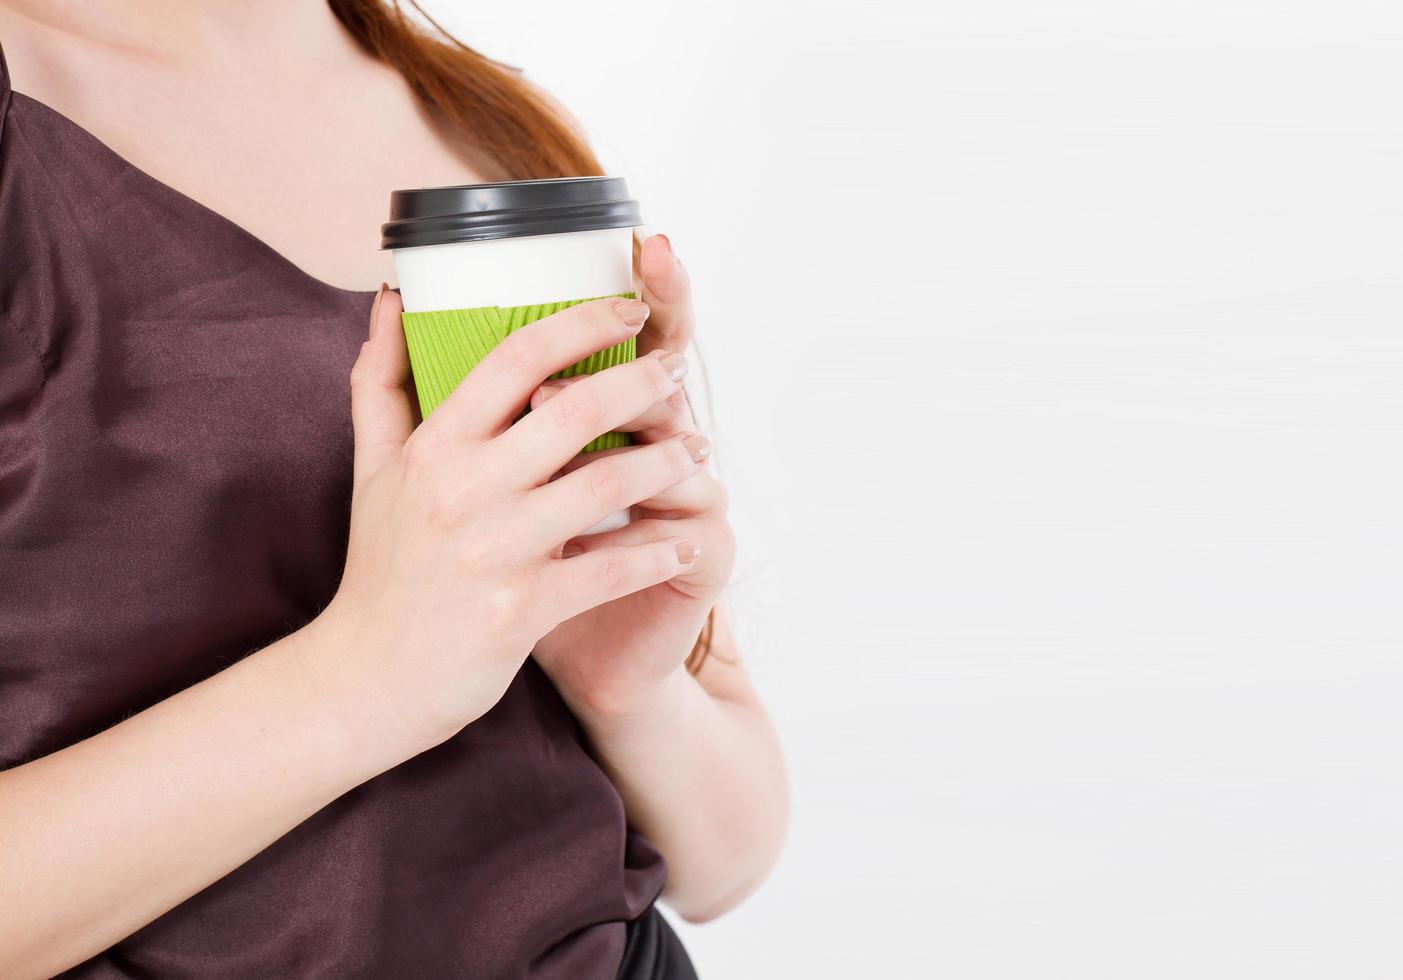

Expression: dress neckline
xmin=4 ymin=79 xmax=381 ymax=301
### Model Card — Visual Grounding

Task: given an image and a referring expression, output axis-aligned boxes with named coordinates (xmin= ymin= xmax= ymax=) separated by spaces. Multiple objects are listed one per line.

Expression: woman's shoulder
xmin=0 ymin=19 xmax=65 ymax=161
xmin=0 ymin=26 xmax=113 ymax=391
xmin=1 ymin=31 xmax=11 ymax=128
xmin=0 ymin=32 xmax=38 ymax=374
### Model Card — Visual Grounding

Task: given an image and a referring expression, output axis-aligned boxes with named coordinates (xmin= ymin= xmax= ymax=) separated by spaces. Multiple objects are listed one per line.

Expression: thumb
xmin=637 ymin=233 xmax=695 ymax=356
xmin=350 ymin=283 xmax=415 ymax=492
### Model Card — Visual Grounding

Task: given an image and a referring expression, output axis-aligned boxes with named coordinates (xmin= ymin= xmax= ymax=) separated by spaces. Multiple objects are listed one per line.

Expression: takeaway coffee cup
xmin=381 ymin=176 xmax=644 ymax=534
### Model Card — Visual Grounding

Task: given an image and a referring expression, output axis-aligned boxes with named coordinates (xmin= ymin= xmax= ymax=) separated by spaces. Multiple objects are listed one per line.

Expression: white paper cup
xmin=393 ymin=226 xmax=635 ymax=313
xmin=381 ymin=177 xmax=644 ymax=536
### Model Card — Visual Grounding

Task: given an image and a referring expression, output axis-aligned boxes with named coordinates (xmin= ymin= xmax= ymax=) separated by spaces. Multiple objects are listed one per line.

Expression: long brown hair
xmin=328 ymin=0 xmax=717 ymax=675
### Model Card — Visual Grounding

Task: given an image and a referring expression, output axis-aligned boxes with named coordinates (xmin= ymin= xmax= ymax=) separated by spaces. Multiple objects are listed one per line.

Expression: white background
xmin=423 ymin=1 xmax=1403 ymax=976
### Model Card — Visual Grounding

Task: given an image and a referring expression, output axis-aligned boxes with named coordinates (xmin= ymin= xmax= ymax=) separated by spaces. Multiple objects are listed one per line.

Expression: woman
xmin=0 ymin=1 xmax=787 ymax=977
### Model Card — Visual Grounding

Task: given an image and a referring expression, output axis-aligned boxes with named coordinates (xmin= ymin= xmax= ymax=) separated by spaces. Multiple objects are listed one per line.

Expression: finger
xmin=558 ymin=517 xmax=730 ymax=596
xmin=543 ymin=535 xmax=701 ymax=616
xmin=498 ymin=348 xmax=689 ymax=487
xmin=555 ymin=448 xmax=725 ymax=518
xmin=531 ymin=353 xmax=697 ymax=438
xmin=638 ymin=234 xmax=696 ymax=357
xmin=563 ymin=511 xmax=736 ymax=602
xmin=420 ymin=296 xmax=649 ymax=445
xmin=561 ymin=516 xmax=703 ymax=554
xmin=523 ymin=430 xmax=711 ymax=549
xmin=350 ymin=284 xmax=415 ymax=491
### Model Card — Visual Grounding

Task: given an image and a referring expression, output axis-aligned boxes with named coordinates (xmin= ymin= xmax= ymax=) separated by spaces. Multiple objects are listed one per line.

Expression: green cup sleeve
xmin=400 ymin=292 xmax=637 ymax=454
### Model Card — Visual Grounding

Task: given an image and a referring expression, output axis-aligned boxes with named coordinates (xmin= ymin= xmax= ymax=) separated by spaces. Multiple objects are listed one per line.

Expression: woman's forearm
xmin=0 ymin=615 xmax=413 ymax=978
xmin=573 ymin=661 xmax=789 ymax=924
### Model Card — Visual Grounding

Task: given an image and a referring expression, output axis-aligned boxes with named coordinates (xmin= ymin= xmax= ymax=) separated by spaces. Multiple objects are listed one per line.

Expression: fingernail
xmin=659 ymin=233 xmax=682 ymax=266
xmin=541 ymin=377 xmax=571 ymax=388
xmin=562 ymin=543 xmax=583 ymax=558
xmin=676 ymin=541 xmax=700 ymax=564
xmin=680 ymin=433 xmax=711 ymax=463
xmin=612 ymin=298 xmax=650 ymax=329
xmin=368 ymin=282 xmax=388 ymax=339
xmin=660 ymin=351 xmax=688 ymax=383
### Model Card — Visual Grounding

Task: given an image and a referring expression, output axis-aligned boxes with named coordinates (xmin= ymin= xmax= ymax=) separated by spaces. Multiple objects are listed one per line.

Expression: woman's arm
xmin=571 ymin=598 xmax=789 ymax=924
xmin=0 ymin=618 xmax=408 ymax=978
xmin=526 ymin=235 xmax=789 ymax=922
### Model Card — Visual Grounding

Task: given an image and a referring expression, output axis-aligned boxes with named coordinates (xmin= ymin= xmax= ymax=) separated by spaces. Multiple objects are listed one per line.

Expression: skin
xmin=0 ymin=1 xmax=788 ymax=975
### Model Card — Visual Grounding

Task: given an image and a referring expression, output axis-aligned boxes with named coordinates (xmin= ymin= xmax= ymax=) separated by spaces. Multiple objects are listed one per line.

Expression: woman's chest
xmin=15 ymin=64 xmax=493 ymax=292
xmin=0 ymin=286 xmax=371 ymax=764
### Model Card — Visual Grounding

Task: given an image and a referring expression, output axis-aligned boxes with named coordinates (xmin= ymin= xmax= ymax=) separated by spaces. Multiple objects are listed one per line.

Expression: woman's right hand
xmin=311 ymin=287 xmax=707 ymax=753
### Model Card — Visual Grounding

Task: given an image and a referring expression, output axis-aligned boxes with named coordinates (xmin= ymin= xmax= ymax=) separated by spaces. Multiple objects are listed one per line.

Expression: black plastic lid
xmin=380 ymin=176 xmax=642 ymax=250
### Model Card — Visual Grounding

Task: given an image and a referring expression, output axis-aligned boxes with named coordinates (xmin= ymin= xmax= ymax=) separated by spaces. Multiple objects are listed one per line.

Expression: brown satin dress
xmin=0 ymin=41 xmax=693 ymax=980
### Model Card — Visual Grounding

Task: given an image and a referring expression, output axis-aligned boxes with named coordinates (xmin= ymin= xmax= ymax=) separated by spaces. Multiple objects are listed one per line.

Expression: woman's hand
xmin=526 ymin=235 xmax=738 ymax=727
xmin=316 ymin=285 xmax=710 ymax=751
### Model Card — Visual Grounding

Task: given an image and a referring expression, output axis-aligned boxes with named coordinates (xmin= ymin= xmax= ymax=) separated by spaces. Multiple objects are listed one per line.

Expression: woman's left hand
xmin=528 ymin=234 xmax=736 ymax=725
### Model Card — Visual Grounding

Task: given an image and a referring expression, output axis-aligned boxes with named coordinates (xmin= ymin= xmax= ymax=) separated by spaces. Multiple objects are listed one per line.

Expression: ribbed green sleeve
xmin=401 ymin=292 xmax=637 ymax=454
